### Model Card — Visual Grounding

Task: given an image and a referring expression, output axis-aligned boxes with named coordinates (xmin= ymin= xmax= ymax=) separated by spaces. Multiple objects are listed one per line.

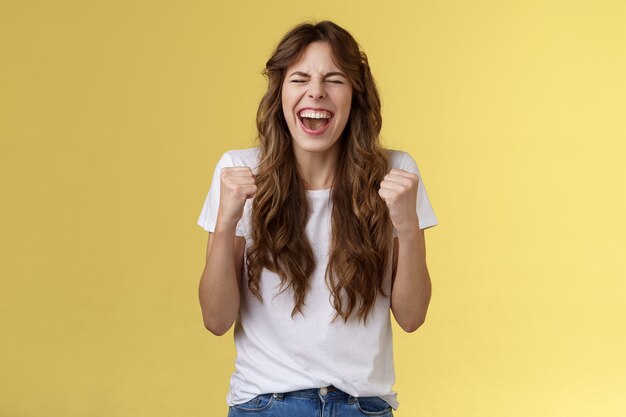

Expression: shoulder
xmin=383 ymin=148 xmax=422 ymax=176
xmin=218 ymin=147 xmax=262 ymax=171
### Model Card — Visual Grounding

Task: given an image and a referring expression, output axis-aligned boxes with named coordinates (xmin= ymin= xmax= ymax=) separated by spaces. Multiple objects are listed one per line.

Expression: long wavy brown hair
xmin=245 ymin=20 xmax=393 ymax=325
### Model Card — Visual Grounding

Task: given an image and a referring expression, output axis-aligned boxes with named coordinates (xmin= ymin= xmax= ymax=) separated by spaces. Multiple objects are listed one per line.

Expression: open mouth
xmin=298 ymin=109 xmax=333 ymax=135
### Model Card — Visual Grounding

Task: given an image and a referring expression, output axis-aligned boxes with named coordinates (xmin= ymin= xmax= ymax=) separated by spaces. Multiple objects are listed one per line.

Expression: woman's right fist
xmin=216 ymin=166 xmax=257 ymax=229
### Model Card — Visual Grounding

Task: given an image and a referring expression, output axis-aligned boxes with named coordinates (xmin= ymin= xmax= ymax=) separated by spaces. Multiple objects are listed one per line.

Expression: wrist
xmin=215 ymin=214 xmax=240 ymax=235
xmin=395 ymin=219 xmax=422 ymax=240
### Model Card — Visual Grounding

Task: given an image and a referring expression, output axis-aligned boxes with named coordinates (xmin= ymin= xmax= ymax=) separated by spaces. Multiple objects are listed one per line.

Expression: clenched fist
xmin=378 ymin=168 xmax=420 ymax=237
xmin=216 ymin=166 xmax=257 ymax=230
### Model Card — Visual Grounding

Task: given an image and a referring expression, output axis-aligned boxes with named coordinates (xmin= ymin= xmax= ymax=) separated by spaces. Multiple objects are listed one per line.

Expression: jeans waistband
xmin=271 ymin=385 xmax=356 ymax=403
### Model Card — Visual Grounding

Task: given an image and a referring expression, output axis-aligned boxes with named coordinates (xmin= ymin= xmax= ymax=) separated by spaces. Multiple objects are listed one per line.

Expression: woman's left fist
xmin=378 ymin=169 xmax=420 ymax=235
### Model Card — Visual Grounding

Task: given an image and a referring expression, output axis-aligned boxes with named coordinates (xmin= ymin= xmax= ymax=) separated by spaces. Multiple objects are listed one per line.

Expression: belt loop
xmin=348 ymin=395 xmax=357 ymax=404
xmin=272 ymin=393 xmax=285 ymax=401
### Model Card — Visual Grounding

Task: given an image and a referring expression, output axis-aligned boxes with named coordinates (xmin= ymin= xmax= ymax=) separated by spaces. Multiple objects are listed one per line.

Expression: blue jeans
xmin=227 ymin=386 xmax=394 ymax=417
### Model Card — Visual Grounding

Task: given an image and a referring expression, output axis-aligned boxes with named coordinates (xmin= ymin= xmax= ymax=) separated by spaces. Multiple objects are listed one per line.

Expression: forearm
xmin=199 ymin=223 xmax=241 ymax=336
xmin=391 ymin=224 xmax=432 ymax=332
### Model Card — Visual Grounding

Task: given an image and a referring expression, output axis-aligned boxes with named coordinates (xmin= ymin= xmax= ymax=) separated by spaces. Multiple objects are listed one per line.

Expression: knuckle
xmin=220 ymin=169 xmax=232 ymax=180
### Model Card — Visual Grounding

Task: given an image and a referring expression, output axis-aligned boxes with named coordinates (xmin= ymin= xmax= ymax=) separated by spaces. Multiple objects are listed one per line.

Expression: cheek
xmin=337 ymin=87 xmax=352 ymax=106
xmin=281 ymin=90 xmax=297 ymax=117
xmin=280 ymin=91 xmax=299 ymax=133
xmin=340 ymin=93 xmax=353 ymax=116
xmin=280 ymin=94 xmax=290 ymax=119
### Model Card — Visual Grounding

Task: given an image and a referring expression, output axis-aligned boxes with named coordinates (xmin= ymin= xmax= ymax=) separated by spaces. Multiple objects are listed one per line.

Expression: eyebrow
xmin=288 ymin=71 xmax=347 ymax=78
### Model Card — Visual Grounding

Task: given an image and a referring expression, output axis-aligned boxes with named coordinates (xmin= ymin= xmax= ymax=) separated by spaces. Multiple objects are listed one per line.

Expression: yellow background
xmin=1 ymin=1 xmax=625 ymax=416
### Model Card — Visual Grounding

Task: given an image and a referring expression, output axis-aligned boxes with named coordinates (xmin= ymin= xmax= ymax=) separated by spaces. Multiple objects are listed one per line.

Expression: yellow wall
xmin=1 ymin=1 xmax=624 ymax=416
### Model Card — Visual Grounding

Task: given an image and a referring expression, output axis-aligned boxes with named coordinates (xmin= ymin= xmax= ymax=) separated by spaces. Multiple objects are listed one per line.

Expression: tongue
xmin=302 ymin=117 xmax=328 ymax=131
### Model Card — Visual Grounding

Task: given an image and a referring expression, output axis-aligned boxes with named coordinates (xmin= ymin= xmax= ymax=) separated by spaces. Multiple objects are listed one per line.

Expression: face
xmin=281 ymin=41 xmax=353 ymax=157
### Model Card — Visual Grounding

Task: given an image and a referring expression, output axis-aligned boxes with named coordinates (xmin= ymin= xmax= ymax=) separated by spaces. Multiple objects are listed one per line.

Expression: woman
xmin=198 ymin=20 xmax=438 ymax=417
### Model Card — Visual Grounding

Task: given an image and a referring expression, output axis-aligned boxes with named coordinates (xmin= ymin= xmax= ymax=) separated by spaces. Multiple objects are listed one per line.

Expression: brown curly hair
xmin=246 ymin=20 xmax=393 ymax=325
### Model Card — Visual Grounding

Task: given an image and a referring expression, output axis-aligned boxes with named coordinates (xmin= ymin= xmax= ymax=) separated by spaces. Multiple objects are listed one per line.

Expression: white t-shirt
xmin=197 ymin=147 xmax=438 ymax=410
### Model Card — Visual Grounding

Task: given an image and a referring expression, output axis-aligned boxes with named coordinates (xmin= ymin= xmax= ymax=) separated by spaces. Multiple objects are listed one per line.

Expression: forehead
xmin=286 ymin=41 xmax=341 ymax=72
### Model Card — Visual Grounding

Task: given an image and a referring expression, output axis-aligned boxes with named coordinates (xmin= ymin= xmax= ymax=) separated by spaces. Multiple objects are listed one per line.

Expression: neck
xmin=292 ymin=143 xmax=340 ymax=190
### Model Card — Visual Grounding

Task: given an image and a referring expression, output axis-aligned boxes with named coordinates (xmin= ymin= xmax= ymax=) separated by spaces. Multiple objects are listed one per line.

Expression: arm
xmin=378 ymin=165 xmax=434 ymax=333
xmin=390 ymin=227 xmax=432 ymax=332
xmin=198 ymin=164 xmax=256 ymax=336
xmin=199 ymin=227 xmax=245 ymax=336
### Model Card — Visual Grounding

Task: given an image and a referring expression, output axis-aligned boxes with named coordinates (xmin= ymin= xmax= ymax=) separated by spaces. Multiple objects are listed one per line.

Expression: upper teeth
xmin=299 ymin=110 xmax=332 ymax=119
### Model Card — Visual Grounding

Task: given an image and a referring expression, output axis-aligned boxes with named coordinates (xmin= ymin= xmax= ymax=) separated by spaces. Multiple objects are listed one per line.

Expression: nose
xmin=307 ymin=78 xmax=326 ymax=100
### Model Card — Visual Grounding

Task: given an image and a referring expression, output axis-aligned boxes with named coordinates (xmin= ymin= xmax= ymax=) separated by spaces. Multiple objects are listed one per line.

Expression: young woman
xmin=198 ymin=20 xmax=438 ymax=417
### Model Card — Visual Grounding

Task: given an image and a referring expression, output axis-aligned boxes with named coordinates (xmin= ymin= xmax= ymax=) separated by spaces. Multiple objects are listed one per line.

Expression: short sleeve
xmin=197 ymin=151 xmax=247 ymax=236
xmin=392 ymin=152 xmax=438 ymax=237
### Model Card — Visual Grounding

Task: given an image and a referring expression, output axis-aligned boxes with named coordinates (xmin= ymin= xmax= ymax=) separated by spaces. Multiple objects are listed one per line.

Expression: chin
xmin=292 ymin=135 xmax=341 ymax=154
